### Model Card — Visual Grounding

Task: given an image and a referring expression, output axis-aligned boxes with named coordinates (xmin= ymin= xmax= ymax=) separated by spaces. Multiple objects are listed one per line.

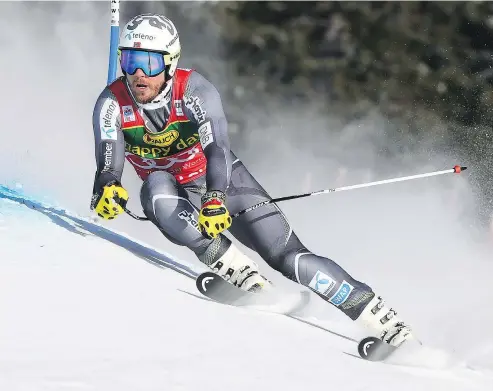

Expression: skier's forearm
xmin=203 ymin=131 xmax=231 ymax=194
xmin=93 ymin=136 xmax=125 ymax=190
xmin=92 ymin=89 xmax=126 ymax=192
xmin=183 ymin=72 xmax=232 ymax=193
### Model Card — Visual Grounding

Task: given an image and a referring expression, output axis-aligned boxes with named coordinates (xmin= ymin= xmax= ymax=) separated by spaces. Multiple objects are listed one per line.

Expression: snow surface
xmin=1 ymin=2 xmax=493 ymax=390
xmin=1 ymin=189 xmax=492 ymax=391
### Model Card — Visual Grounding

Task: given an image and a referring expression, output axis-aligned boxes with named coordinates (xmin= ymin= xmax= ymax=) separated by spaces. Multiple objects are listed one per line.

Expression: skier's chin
xmin=131 ymin=86 xmax=158 ymax=104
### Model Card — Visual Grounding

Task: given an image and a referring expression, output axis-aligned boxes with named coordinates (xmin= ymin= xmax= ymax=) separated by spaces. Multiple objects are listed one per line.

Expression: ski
xmin=196 ymin=272 xmax=416 ymax=362
xmin=357 ymin=336 xmax=399 ymax=361
xmin=196 ymin=271 xmax=258 ymax=306
xmin=195 ymin=271 xmax=310 ymax=313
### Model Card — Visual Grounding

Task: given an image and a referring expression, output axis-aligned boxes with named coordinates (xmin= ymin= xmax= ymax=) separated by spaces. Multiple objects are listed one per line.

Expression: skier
xmin=91 ymin=13 xmax=412 ymax=347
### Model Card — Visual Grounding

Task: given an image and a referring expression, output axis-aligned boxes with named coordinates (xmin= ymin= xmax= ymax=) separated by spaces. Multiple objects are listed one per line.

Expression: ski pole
xmin=119 ymin=165 xmax=467 ymax=221
xmin=231 ymin=165 xmax=467 ymax=218
xmin=121 ymin=204 xmax=149 ymax=221
xmin=112 ymin=195 xmax=150 ymax=221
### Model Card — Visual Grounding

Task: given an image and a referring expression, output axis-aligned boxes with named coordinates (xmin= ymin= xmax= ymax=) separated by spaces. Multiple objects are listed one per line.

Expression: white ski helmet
xmin=119 ymin=14 xmax=181 ymax=79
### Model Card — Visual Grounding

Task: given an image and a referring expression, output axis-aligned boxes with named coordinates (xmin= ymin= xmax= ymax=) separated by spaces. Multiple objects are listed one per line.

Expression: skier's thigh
xmin=140 ymin=171 xmax=204 ymax=247
xmin=226 ymin=160 xmax=294 ymax=266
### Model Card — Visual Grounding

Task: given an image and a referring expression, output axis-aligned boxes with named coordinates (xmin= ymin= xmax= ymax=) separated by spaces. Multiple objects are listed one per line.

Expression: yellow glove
xmin=198 ymin=190 xmax=232 ymax=239
xmin=91 ymin=183 xmax=129 ymax=220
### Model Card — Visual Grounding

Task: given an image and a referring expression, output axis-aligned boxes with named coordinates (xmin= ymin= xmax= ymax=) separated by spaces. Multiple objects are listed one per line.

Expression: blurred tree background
xmin=122 ymin=1 xmax=493 ymax=226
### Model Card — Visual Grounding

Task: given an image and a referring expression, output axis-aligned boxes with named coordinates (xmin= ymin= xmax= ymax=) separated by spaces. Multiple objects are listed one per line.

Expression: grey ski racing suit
xmin=92 ymin=69 xmax=375 ymax=320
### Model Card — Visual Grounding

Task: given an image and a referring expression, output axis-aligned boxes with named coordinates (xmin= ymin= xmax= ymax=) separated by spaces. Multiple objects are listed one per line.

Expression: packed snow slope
xmin=1 ymin=187 xmax=492 ymax=391
xmin=1 ymin=2 xmax=493 ymax=390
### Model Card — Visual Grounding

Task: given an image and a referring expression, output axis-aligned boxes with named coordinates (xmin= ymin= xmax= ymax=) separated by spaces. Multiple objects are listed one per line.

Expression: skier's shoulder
xmin=94 ymin=77 xmax=132 ymax=117
xmin=94 ymin=81 xmax=120 ymax=109
xmin=177 ymin=68 xmax=219 ymax=97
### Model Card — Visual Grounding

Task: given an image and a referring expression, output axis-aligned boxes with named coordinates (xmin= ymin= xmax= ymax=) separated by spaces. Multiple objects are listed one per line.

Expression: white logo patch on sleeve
xmin=100 ymin=99 xmax=119 ymax=140
xmin=198 ymin=121 xmax=214 ymax=150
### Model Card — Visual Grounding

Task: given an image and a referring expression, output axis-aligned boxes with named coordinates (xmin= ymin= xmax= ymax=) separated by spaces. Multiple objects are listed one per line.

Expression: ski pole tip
xmin=454 ymin=165 xmax=467 ymax=173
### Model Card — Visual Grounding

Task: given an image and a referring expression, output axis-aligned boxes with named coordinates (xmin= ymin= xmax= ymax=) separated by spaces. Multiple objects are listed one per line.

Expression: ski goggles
xmin=119 ymin=49 xmax=167 ymax=77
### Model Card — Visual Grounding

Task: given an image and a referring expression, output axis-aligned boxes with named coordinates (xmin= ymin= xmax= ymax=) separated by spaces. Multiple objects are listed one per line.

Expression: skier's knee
xmin=269 ymin=248 xmax=304 ymax=282
xmin=139 ymin=171 xmax=183 ymax=222
xmin=140 ymin=171 xmax=179 ymax=208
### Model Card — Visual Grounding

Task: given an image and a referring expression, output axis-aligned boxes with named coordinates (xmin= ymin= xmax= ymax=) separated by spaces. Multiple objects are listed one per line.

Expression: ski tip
xmin=358 ymin=337 xmax=381 ymax=361
xmin=195 ymin=271 xmax=219 ymax=294
xmin=357 ymin=336 xmax=397 ymax=362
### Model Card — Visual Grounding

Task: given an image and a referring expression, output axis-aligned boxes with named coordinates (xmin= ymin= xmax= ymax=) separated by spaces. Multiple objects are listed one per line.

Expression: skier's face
xmin=127 ymin=69 xmax=166 ymax=104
